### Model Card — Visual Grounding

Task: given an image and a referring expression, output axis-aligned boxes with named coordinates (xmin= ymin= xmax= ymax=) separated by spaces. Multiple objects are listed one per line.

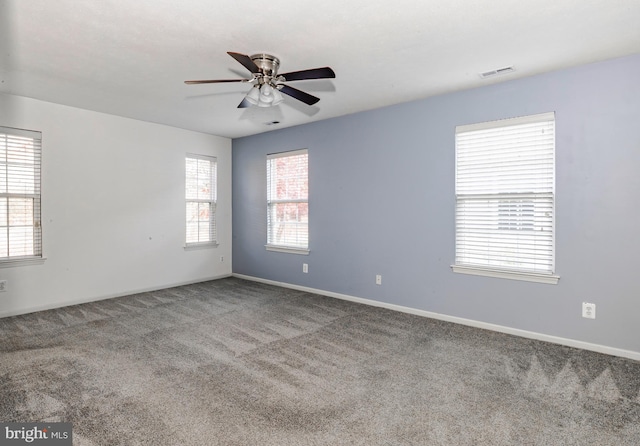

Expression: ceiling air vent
xmin=479 ymin=66 xmax=515 ymax=79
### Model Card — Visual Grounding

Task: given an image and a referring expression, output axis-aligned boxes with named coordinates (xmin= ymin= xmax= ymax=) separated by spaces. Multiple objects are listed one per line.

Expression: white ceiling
xmin=1 ymin=1 xmax=640 ymax=139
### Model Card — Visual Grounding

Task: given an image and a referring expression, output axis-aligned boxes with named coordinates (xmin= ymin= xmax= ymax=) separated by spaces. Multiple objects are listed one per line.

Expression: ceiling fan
xmin=185 ymin=52 xmax=335 ymax=108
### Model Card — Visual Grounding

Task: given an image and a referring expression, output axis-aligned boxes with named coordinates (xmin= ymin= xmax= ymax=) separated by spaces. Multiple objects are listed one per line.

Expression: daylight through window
xmin=185 ymin=154 xmax=217 ymax=246
xmin=0 ymin=127 xmax=42 ymax=262
xmin=453 ymin=112 xmax=557 ymax=283
xmin=266 ymin=149 xmax=309 ymax=252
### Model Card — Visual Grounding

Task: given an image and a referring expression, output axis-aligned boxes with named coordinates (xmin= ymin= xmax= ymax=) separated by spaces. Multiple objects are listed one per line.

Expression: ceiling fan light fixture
xmin=257 ymin=83 xmax=276 ymax=107
xmin=257 ymin=95 xmax=274 ymax=107
xmin=261 ymin=83 xmax=274 ymax=96
xmin=245 ymin=85 xmax=260 ymax=105
xmin=272 ymin=88 xmax=284 ymax=106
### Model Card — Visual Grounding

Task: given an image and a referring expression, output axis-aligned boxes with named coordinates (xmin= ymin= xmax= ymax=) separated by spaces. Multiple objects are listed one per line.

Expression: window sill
xmin=0 ymin=257 xmax=47 ymax=268
xmin=451 ymin=264 xmax=559 ymax=284
xmin=265 ymin=245 xmax=310 ymax=255
xmin=184 ymin=242 xmax=219 ymax=251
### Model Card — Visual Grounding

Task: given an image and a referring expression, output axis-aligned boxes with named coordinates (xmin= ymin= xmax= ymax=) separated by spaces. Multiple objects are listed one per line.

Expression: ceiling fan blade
xmin=237 ymin=98 xmax=251 ymax=108
xmin=227 ymin=52 xmax=261 ymax=74
xmin=279 ymin=67 xmax=335 ymax=82
xmin=185 ymin=79 xmax=248 ymax=84
xmin=279 ymin=84 xmax=320 ymax=105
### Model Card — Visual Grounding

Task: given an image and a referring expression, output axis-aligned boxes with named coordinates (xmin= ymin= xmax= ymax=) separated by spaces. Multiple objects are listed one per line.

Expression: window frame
xmin=184 ymin=153 xmax=218 ymax=250
xmin=266 ymin=149 xmax=309 ymax=255
xmin=0 ymin=126 xmax=45 ymax=268
xmin=451 ymin=112 xmax=559 ymax=284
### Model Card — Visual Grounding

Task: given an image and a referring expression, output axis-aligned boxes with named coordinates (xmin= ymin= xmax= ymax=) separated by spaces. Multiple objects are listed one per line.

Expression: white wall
xmin=0 ymin=93 xmax=232 ymax=317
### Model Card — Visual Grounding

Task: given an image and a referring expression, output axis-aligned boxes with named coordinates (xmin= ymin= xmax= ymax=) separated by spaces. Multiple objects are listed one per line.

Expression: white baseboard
xmin=0 ymin=274 xmax=233 ymax=319
xmin=233 ymin=273 xmax=640 ymax=362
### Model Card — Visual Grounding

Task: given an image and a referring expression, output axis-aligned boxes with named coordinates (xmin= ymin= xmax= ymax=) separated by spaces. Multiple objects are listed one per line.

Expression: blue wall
xmin=232 ymin=54 xmax=640 ymax=354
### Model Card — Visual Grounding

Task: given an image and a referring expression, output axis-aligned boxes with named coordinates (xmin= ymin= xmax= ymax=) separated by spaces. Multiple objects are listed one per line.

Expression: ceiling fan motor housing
xmin=250 ymin=54 xmax=280 ymax=77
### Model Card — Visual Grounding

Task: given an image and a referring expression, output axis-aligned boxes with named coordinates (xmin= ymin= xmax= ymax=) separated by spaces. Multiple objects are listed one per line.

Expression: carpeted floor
xmin=1 ymin=277 xmax=639 ymax=445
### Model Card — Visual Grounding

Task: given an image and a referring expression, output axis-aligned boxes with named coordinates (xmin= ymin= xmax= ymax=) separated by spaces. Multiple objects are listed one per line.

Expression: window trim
xmin=451 ymin=264 xmax=559 ymax=284
xmin=184 ymin=241 xmax=218 ymax=251
xmin=266 ymin=149 xmax=309 ymax=253
xmin=0 ymin=256 xmax=47 ymax=268
xmin=184 ymin=153 xmax=218 ymax=249
xmin=452 ymin=112 xmax=559 ymax=284
xmin=264 ymin=245 xmax=310 ymax=255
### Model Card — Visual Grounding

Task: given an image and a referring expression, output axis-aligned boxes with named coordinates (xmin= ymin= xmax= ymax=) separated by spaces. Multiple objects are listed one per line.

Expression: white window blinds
xmin=455 ymin=112 xmax=555 ymax=276
xmin=267 ymin=149 xmax=308 ymax=250
xmin=0 ymin=127 xmax=42 ymax=261
xmin=185 ymin=154 xmax=217 ymax=245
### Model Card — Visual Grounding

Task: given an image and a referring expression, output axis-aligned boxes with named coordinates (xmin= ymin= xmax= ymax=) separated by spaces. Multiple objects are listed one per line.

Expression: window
xmin=185 ymin=154 xmax=217 ymax=247
xmin=453 ymin=112 xmax=558 ymax=284
xmin=0 ymin=126 xmax=43 ymax=265
xmin=266 ymin=149 xmax=309 ymax=254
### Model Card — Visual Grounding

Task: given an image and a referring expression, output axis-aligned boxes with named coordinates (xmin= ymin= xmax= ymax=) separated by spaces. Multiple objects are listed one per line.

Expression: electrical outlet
xmin=303 ymin=263 xmax=308 ymax=273
xmin=375 ymin=274 xmax=382 ymax=285
xmin=582 ymin=302 xmax=596 ymax=319
xmin=220 ymin=256 xmax=224 ymax=263
xmin=0 ymin=280 xmax=7 ymax=292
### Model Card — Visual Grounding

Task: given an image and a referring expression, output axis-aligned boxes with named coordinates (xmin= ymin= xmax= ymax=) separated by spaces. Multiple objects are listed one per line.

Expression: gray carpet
xmin=1 ymin=277 xmax=639 ymax=445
